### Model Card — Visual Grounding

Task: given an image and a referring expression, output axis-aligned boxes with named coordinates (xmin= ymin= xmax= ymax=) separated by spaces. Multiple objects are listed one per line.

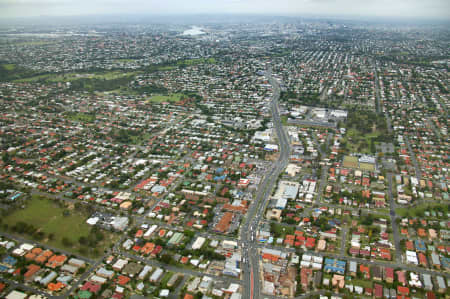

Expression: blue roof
xmin=324 ymin=258 xmax=345 ymax=268
xmin=415 ymin=240 xmax=426 ymax=251
xmin=441 ymin=257 xmax=450 ymax=268
xmin=216 ymin=168 xmax=224 ymax=174
xmin=214 ymin=175 xmax=226 ymax=181
xmin=324 ymin=265 xmax=345 ymax=274
xmin=328 ymin=219 xmax=341 ymax=226
xmin=0 ymin=265 xmax=9 ymax=272
xmin=2 ymin=256 xmax=17 ymax=266
xmin=337 ymin=260 xmax=346 ymax=267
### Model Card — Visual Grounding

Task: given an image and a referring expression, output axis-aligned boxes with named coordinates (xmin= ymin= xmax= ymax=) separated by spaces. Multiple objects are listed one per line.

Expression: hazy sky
xmin=1 ymin=0 xmax=449 ymax=19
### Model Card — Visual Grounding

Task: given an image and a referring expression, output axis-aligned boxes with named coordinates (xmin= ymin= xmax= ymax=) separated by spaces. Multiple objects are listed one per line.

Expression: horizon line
xmin=1 ymin=13 xmax=449 ymax=25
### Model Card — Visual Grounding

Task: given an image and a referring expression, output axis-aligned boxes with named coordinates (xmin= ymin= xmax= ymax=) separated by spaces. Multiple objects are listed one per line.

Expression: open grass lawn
xmin=2 ymin=64 xmax=16 ymax=71
xmin=95 ymin=88 xmax=129 ymax=96
xmin=351 ymin=278 xmax=373 ymax=289
xmin=147 ymin=93 xmax=185 ymax=103
xmin=177 ymin=58 xmax=216 ymax=66
xmin=371 ymin=208 xmax=390 ymax=216
xmin=114 ymin=58 xmax=137 ymax=63
xmin=14 ymin=40 xmax=55 ymax=46
xmin=4 ymin=197 xmax=116 ymax=258
xmin=64 ymin=112 xmax=96 ymax=123
xmin=270 ymin=222 xmax=295 ymax=238
xmin=13 ymin=73 xmax=51 ymax=82
xmin=343 ymin=128 xmax=380 ymax=154
xmin=14 ymin=70 xmax=138 ymax=83
xmin=157 ymin=66 xmax=177 ymax=71
xmin=54 ymin=70 xmax=137 ymax=81
xmin=130 ymin=132 xmax=151 ymax=146
xmin=396 ymin=202 xmax=448 ymax=218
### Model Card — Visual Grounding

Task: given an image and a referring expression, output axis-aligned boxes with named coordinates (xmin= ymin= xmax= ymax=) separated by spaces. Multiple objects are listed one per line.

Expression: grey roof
xmin=436 ymin=276 xmax=446 ymax=289
xmin=314 ymin=271 xmax=322 ymax=287
xmin=431 ymin=252 xmax=441 ymax=265
xmin=40 ymin=271 xmax=57 ymax=285
xmin=68 ymin=258 xmax=86 ymax=267
xmin=97 ymin=267 xmax=114 ymax=278
xmin=61 ymin=264 xmax=78 ymax=274
xmin=349 ymin=261 xmax=357 ymax=273
xmin=422 ymin=273 xmax=433 ymax=288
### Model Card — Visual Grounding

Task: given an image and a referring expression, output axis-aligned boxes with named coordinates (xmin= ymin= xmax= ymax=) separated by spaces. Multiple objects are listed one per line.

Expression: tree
xmin=361 ymin=214 xmax=374 ymax=226
xmin=79 ymin=236 xmax=88 ymax=246
xmin=2 ymin=151 xmax=10 ymax=164
xmin=285 ymin=217 xmax=296 ymax=225
xmin=184 ymin=230 xmax=195 ymax=239
xmin=33 ymin=231 xmax=46 ymax=241
xmin=95 ymin=231 xmax=104 ymax=242
xmin=160 ymin=254 xmax=172 ymax=264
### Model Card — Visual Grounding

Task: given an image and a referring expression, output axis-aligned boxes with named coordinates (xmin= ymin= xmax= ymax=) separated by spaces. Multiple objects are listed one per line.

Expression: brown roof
xmin=46 ymin=255 xmax=67 ymax=268
xmin=31 ymin=248 xmax=43 ymax=255
xmin=35 ymin=255 xmax=49 ymax=264
xmin=42 ymin=250 xmax=54 ymax=257
xmin=223 ymin=204 xmax=247 ymax=213
xmin=24 ymin=264 xmax=41 ymax=279
xmin=25 ymin=253 xmax=37 ymax=261
xmin=214 ymin=212 xmax=233 ymax=233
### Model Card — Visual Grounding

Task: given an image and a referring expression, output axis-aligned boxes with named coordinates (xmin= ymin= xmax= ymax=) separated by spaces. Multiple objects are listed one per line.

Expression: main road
xmin=241 ymin=67 xmax=291 ymax=299
xmin=387 ymin=173 xmax=402 ymax=262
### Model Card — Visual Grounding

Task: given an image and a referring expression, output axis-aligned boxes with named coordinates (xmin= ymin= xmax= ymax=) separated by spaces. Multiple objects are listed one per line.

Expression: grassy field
xmin=4 ymin=197 xmax=115 ymax=258
xmin=177 ymin=58 xmax=216 ymax=65
xmin=13 ymin=73 xmax=50 ymax=82
xmin=147 ymin=93 xmax=185 ymax=103
xmin=130 ymin=132 xmax=151 ymax=146
xmin=95 ymin=88 xmax=129 ymax=96
xmin=2 ymin=64 xmax=16 ymax=71
xmin=396 ymin=202 xmax=449 ymax=218
xmin=270 ymin=222 xmax=295 ymax=239
xmin=65 ymin=112 xmax=96 ymax=123
xmin=343 ymin=128 xmax=379 ymax=154
xmin=14 ymin=41 xmax=55 ymax=46
xmin=351 ymin=278 xmax=373 ymax=289
xmin=157 ymin=66 xmax=177 ymax=71
xmin=114 ymin=58 xmax=137 ymax=63
xmin=14 ymin=70 xmax=138 ymax=83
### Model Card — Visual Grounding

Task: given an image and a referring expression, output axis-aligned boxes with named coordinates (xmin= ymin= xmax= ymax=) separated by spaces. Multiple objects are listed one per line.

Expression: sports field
xmin=4 ymin=197 xmax=115 ymax=258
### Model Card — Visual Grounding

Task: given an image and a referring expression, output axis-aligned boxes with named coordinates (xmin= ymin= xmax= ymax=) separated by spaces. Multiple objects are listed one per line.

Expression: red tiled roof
xmin=48 ymin=282 xmax=65 ymax=292
xmin=81 ymin=282 xmax=101 ymax=294
xmin=116 ymin=275 xmax=131 ymax=286
xmin=398 ymin=286 xmax=409 ymax=295
xmin=24 ymin=264 xmax=41 ymax=278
